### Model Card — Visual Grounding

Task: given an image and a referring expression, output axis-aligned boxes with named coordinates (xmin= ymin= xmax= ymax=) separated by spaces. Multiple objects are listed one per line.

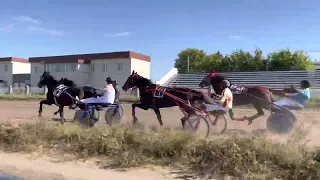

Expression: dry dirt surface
xmin=0 ymin=100 xmax=319 ymax=179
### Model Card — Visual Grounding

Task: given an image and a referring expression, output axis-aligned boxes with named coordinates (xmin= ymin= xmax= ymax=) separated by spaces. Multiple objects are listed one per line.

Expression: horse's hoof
xmin=54 ymin=112 xmax=58 ymax=115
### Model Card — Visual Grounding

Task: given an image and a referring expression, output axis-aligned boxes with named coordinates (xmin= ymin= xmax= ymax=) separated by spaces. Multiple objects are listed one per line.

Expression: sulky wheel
xmin=117 ymin=105 xmax=124 ymax=119
xmin=206 ymin=113 xmax=227 ymax=135
xmin=73 ymin=109 xmax=100 ymax=127
xmin=184 ymin=114 xmax=210 ymax=138
xmin=267 ymin=111 xmax=297 ymax=134
xmin=105 ymin=106 xmax=122 ymax=126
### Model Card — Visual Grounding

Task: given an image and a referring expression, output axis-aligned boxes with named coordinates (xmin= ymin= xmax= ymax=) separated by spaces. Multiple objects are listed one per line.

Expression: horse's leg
xmin=59 ymin=106 xmax=65 ymax=124
xmin=245 ymin=103 xmax=265 ymax=125
xmin=54 ymin=108 xmax=60 ymax=115
xmin=153 ymin=107 xmax=163 ymax=126
xmin=228 ymin=109 xmax=247 ymax=121
xmin=132 ymin=103 xmax=149 ymax=124
xmin=38 ymin=100 xmax=49 ymax=117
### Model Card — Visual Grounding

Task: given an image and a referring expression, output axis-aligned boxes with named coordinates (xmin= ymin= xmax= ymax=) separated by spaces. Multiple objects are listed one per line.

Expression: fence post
xmin=25 ymin=85 xmax=30 ymax=95
xmin=8 ymin=86 xmax=12 ymax=94
xmin=136 ymin=88 xmax=140 ymax=98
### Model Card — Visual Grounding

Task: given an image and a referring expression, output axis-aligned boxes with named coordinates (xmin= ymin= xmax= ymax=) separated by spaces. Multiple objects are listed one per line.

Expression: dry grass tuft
xmin=0 ymin=122 xmax=319 ymax=179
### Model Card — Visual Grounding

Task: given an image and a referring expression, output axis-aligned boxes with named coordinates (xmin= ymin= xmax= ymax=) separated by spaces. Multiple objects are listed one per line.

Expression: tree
xmin=266 ymin=48 xmax=315 ymax=70
xmin=228 ymin=49 xmax=264 ymax=71
xmin=174 ymin=48 xmax=207 ymax=72
xmin=196 ymin=51 xmax=224 ymax=72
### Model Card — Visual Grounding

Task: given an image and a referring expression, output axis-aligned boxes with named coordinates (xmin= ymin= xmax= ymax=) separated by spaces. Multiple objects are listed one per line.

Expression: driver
xmin=273 ymin=80 xmax=311 ymax=109
xmin=79 ymin=77 xmax=116 ymax=105
xmin=201 ymin=80 xmax=233 ymax=112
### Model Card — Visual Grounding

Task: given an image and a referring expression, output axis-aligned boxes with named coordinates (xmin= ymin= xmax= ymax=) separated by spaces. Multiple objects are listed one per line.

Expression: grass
xmin=0 ymin=122 xmax=320 ymax=179
xmin=0 ymin=94 xmax=140 ymax=103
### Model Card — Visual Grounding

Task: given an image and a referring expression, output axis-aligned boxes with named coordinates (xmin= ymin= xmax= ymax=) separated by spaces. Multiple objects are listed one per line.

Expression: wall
xmin=0 ymin=62 xmax=13 ymax=86
xmin=89 ymin=58 xmax=131 ymax=88
xmin=130 ymin=58 xmax=151 ymax=79
xmin=12 ymin=61 xmax=31 ymax=74
xmin=44 ymin=63 xmax=89 ymax=86
xmin=30 ymin=63 xmax=45 ymax=87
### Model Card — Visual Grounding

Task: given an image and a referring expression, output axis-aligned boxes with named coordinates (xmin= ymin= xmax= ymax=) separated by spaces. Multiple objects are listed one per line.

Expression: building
xmin=0 ymin=57 xmax=30 ymax=87
xmin=28 ymin=51 xmax=151 ymax=88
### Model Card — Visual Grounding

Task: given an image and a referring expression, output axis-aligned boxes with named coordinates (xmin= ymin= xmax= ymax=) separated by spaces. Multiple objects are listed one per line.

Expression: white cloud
xmin=28 ymin=26 xmax=65 ymax=36
xmin=228 ymin=35 xmax=243 ymax=40
xmin=14 ymin=16 xmax=40 ymax=24
xmin=104 ymin=32 xmax=131 ymax=38
xmin=0 ymin=24 xmax=14 ymax=32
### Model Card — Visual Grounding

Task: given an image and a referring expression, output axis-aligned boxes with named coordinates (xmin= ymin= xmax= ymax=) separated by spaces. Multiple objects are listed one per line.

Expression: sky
xmin=1 ymin=0 xmax=320 ymax=81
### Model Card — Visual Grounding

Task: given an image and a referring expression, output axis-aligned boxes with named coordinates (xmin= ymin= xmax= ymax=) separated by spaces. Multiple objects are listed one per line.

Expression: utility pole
xmin=187 ymin=56 xmax=190 ymax=72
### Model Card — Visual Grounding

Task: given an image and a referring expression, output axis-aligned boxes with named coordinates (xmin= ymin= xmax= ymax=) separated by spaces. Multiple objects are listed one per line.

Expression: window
xmin=117 ymin=63 xmax=123 ymax=71
xmin=34 ymin=67 xmax=38 ymax=74
xmin=102 ymin=64 xmax=107 ymax=72
xmin=90 ymin=65 xmax=94 ymax=72
xmin=45 ymin=64 xmax=50 ymax=72
xmin=55 ymin=64 xmax=64 ymax=72
xmin=67 ymin=64 xmax=77 ymax=72
xmin=5 ymin=64 xmax=8 ymax=72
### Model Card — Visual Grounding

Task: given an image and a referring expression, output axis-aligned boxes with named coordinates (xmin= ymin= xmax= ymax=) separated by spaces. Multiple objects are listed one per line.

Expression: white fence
xmin=0 ymin=86 xmax=139 ymax=97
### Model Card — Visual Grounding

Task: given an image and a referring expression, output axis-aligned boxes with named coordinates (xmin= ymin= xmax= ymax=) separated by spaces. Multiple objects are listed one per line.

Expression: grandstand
xmin=158 ymin=68 xmax=320 ymax=91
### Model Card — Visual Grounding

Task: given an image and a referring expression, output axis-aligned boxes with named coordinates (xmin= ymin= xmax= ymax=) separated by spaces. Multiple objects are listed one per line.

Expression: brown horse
xmin=199 ymin=72 xmax=275 ymax=124
xmin=122 ymin=71 xmax=206 ymax=127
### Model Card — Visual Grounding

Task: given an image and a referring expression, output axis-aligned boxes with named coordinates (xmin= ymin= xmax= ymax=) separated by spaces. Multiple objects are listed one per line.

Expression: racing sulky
xmin=199 ymin=71 xmax=275 ymax=125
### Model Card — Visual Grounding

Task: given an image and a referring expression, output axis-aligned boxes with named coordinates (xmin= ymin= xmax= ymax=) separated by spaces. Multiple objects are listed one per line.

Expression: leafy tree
xmin=266 ymin=49 xmax=315 ymax=70
xmin=174 ymin=48 xmax=207 ymax=72
xmin=196 ymin=51 xmax=224 ymax=72
xmin=228 ymin=49 xmax=263 ymax=71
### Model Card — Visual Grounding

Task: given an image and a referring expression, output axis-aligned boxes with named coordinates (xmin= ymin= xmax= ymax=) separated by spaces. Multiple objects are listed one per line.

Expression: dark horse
xmin=122 ymin=71 xmax=205 ymax=127
xmin=37 ymin=72 xmax=96 ymax=123
xmin=199 ymin=72 xmax=275 ymax=124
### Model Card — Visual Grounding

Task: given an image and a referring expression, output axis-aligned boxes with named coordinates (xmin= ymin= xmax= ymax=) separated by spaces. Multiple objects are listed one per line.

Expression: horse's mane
xmin=60 ymin=78 xmax=77 ymax=87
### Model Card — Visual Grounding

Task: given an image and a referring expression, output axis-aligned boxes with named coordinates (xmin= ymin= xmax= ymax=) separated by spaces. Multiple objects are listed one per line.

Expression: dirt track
xmin=0 ymin=100 xmax=319 ymax=179
xmin=1 ymin=100 xmax=319 ymax=146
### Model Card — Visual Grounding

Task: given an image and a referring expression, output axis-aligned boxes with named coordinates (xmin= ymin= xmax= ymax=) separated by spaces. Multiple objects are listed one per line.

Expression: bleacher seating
xmin=165 ymin=70 xmax=320 ymax=90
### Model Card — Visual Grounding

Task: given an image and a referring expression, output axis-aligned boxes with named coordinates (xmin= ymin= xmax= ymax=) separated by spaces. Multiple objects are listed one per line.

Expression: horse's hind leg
xmin=59 ymin=106 xmax=65 ymax=124
xmin=153 ymin=108 xmax=163 ymax=126
xmin=246 ymin=104 xmax=264 ymax=125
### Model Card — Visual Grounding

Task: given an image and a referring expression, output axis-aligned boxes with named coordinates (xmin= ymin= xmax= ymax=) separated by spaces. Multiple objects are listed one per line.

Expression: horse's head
xmin=122 ymin=70 xmax=152 ymax=91
xmin=199 ymin=72 xmax=215 ymax=88
xmin=59 ymin=77 xmax=76 ymax=87
xmin=199 ymin=71 xmax=226 ymax=94
xmin=38 ymin=71 xmax=54 ymax=88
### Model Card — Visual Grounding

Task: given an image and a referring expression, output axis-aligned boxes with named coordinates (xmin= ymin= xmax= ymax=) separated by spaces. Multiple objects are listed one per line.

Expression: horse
xmin=122 ymin=70 xmax=206 ymax=127
xmin=58 ymin=77 xmax=120 ymax=102
xmin=52 ymin=77 xmax=101 ymax=116
xmin=199 ymin=72 xmax=275 ymax=124
xmin=37 ymin=71 xmax=94 ymax=123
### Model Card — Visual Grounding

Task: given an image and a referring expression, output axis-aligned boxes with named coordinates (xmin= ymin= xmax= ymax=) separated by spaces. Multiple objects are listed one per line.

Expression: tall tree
xmin=196 ymin=51 xmax=224 ymax=71
xmin=174 ymin=48 xmax=207 ymax=72
xmin=266 ymin=48 xmax=315 ymax=70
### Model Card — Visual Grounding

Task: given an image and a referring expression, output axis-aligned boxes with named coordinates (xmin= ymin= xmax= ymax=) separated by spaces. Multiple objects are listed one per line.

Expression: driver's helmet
xmin=220 ymin=80 xmax=230 ymax=88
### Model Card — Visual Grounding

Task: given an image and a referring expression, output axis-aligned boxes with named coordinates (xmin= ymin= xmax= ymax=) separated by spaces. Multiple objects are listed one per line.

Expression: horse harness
xmin=230 ymin=85 xmax=247 ymax=94
xmin=53 ymin=84 xmax=75 ymax=106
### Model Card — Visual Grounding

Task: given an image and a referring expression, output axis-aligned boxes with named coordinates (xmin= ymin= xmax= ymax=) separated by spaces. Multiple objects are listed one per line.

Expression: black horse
xmin=37 ymin=72 xmax=96 ymax=123
xmin=122 ymin=71 xmax=205 ymax=127
xmin=199 ymin=72 xmax=275 ymax=124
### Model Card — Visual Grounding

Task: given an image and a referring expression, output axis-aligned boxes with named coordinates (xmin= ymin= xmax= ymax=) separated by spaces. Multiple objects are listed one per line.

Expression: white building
xmin=0 ymin=57 xmax=30 ymax=87
xmin=29 ymin=51 xmax=151 ymax=88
